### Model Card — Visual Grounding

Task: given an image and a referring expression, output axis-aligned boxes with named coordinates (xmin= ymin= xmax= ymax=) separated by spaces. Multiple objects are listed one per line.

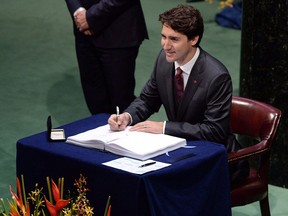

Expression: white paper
xmin=66 ymin=124 xmax=186 ymax=160
xmin=66 ymin=124 xmax=128 ymax=146
xmin=102 ymin=157 xmax=171 ymax=175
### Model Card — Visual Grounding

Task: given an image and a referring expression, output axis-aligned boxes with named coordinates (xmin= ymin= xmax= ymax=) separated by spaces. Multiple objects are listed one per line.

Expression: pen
xmin=138 ymin=161 xmax=156 ymax=168
xmin=116 ymin=106 xmax=120 ymax=127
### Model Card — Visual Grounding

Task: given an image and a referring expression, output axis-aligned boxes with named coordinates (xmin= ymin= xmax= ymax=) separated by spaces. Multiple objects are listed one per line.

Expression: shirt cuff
xmin=163 ymin=121 xmax=166 ymax=134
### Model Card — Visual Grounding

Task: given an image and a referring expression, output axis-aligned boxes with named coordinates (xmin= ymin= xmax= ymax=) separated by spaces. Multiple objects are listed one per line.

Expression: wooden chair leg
xmin=260 ymin=196 xmax=271 ymax=216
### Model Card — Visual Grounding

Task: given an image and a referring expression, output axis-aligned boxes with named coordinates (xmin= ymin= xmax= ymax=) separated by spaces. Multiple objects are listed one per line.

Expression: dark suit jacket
xmin=65 ymin=0 xmax=148 ymax=48
xmin=125 ymin=48 xmax=237 ymax=150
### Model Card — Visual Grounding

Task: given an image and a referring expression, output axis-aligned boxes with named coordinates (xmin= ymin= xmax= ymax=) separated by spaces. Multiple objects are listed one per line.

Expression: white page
xmin=108 ymin=132 xmax=180 ymax=153
xmin=66 ymin=124 xmax=129 ymax=147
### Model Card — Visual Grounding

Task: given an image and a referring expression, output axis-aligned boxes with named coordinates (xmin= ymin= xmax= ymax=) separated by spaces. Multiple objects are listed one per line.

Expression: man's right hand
xmin=108 ymin=112 xmax=131 ymax=131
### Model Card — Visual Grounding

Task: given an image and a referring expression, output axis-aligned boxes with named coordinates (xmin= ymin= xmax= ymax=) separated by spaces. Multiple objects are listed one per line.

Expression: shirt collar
xmin=174 ymin=47 xmax=200 ymax=75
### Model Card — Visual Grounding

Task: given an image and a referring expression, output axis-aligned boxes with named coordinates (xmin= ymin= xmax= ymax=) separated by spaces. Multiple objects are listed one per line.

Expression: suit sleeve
xmin=65 ymin=0 xmax=82 ymax=15
xmin=165 ymin=73 xmax=233 ymax=145
xmin=124 ymin=54 xmax=163 ymax=123
xmin=85 ymin=0 xmax=138 ymax=35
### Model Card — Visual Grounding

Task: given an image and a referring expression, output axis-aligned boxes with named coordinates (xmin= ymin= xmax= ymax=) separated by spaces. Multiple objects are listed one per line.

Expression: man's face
xmin=161 ymin=24 xmax=198 ymax=66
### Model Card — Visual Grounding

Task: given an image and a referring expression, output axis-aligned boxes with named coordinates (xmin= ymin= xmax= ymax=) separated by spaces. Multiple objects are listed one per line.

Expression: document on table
xmin=102 ymin=157 xmax=171 ymax=175
xmin=66 ymin=124 xmax=186 ymax=161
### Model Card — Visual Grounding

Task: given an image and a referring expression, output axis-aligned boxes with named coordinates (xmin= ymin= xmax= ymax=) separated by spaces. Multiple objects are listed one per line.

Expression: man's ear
xmin=190 ymin=36 xmax=199 ymax=46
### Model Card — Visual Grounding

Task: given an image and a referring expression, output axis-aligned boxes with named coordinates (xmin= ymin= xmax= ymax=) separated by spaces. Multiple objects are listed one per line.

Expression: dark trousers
xmin=75 ymin=36 xmax=139 ymax=114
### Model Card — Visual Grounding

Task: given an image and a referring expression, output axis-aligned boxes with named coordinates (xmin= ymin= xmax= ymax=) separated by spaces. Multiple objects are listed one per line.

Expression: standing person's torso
xmin=83 ymin=0 xmax=149 ymax=48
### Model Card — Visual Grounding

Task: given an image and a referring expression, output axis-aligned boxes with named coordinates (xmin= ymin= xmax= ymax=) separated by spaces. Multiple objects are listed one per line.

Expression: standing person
xmin=108 ymin=4 xmax=248 ymax=182
xmin=65 ymin=0 xmax=148 ymax=114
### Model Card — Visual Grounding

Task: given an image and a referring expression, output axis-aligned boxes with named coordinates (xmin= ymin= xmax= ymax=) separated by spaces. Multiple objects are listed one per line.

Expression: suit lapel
xmin=164 ymin=63 xmax=177 ymax=119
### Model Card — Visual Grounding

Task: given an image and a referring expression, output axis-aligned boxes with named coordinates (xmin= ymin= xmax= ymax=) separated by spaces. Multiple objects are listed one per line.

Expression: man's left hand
xmin=129 ymin=121 xmax=164 ymax=134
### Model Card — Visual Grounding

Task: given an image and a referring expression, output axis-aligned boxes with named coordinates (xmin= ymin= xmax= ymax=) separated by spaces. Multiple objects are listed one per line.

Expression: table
xmin=16 ymin=114 xmax=231 ymax=216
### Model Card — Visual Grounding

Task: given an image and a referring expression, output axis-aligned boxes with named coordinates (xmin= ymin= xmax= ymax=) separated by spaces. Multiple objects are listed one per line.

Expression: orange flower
xmin=9 ymin=178 xmax=30 ymax=216
xmin=106 ymin=205 xmax=112 ymax=216
xmin=44 ymin=180 xmax=70 ymax=216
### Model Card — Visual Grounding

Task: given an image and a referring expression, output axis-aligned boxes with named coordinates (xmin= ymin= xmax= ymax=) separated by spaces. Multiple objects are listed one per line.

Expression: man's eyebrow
xmin=168 ymin=35 xmax=180 ymax=40
xmin=161 ymin=33 xmax=180 ymax=40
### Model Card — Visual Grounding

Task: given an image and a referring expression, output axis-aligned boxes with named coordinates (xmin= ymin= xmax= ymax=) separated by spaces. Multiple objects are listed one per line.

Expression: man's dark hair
xmin=159 ymin=5 xmax=204 ymax=46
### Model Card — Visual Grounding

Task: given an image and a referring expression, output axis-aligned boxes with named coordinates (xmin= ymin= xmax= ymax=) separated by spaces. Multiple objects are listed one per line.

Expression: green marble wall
xmin=239 ymin=0 xmax=288 ymax=187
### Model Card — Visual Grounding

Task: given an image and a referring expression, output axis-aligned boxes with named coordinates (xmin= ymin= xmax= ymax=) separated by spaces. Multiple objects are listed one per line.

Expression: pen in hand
xmin=116 ymin=106 xmax=120 ymax=128
xmin=138 ymin=161 xmax=156 ymax=168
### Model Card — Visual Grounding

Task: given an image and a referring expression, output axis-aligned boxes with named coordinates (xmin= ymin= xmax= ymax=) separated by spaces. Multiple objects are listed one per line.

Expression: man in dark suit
xmin=108 ymin=5 xmax=248 ymax=181
xmin=65 ymin=0 xmax=148 ymax=114
xmin=108 ymin=5 xmax=233 ymax=146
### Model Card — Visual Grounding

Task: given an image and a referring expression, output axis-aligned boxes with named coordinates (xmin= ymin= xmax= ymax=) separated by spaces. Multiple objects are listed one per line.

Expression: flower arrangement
xmin=0 ymin=174 xmax=111 ymax=216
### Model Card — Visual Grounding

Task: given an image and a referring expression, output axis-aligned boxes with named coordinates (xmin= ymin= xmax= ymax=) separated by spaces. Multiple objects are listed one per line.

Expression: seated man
xmin=108 ymin=4 xmax=248 ymax=182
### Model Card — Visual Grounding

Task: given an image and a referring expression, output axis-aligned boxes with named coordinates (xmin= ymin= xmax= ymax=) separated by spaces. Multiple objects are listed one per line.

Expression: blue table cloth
xmin=16 ymin=114 xmax=231 ymax=216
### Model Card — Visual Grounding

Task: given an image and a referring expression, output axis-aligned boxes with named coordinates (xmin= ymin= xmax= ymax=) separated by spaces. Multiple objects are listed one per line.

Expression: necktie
xmin=174 ymin=67 xmax=184 ymax=105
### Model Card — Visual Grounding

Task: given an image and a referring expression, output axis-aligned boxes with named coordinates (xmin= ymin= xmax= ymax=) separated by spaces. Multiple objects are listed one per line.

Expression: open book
xmin=66 ymin=124 xmax=187 ymax=160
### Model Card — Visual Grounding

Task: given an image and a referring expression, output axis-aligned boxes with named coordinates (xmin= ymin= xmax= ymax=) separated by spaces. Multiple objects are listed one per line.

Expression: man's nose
xmin=162 ymin=39 xmax=171 ymax=50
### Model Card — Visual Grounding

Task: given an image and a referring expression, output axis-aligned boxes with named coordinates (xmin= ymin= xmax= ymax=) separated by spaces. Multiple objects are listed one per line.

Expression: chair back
xmin=229 ymin=96 xmax=282 ymax=213
xmin=230 ymin=96 xmax=281 ymax=152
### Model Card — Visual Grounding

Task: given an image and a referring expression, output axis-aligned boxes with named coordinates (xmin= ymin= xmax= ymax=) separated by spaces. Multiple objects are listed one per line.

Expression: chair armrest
xmin=228 ymin=140 xmax=269 ymax=163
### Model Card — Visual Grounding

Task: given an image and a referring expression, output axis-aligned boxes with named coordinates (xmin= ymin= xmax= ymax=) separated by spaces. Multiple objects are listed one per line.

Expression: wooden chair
xmin=229 ymin=96 xmax=282 ymax=216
